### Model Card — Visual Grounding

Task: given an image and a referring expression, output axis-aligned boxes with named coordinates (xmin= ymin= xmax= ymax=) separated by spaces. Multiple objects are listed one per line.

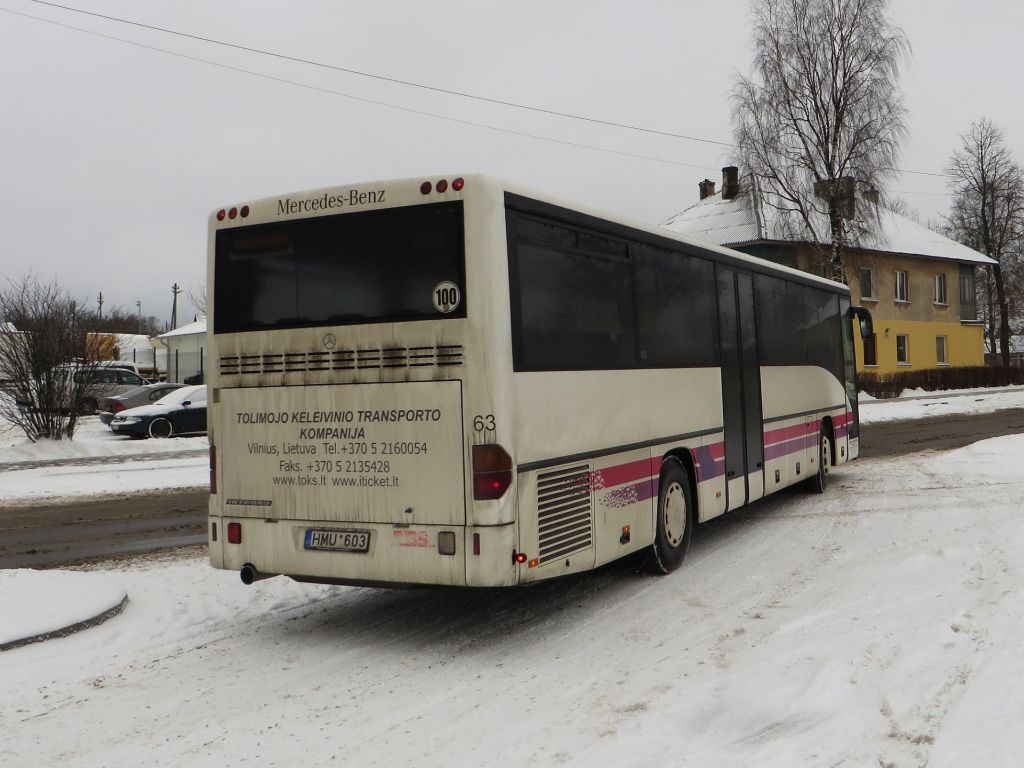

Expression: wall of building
xmin=853 ymin=318 xmax=986 ymax=374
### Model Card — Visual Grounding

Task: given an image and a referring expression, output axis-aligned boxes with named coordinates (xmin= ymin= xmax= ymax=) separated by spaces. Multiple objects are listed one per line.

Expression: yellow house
xmin=661 ymin=168 xmax=996 ymax=374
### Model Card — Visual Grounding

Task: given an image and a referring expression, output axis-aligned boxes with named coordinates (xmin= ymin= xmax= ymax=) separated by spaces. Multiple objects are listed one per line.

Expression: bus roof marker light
xmin=228 ymin=207 xmax=238 ymax=220
xmin=436 ymin=179 xmax=448 ymax=193
xmin=216 ymin=209 xmax=226 ymax=221
xmin=240 ymin=205 xmax=250 ymax=218
xmin=452 ymin=177 xmax=464 ymax=191
xmin=420 ymin=181 xmax=432 ymax=195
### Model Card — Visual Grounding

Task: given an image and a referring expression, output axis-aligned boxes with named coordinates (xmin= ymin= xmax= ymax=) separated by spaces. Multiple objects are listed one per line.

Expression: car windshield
xmin=155 ymin=386 xmax=206 ymax=406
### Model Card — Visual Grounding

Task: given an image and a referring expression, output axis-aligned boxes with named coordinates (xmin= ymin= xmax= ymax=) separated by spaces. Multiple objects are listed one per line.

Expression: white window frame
xmin=895 ymin=270 xmax=909 ymax=303
xmin=934 ymin=273 xmax=948 ymax=305
xmin=896 ymin=333 xmax=910 ymax=365
xmin=936 ymin=335 xmax=948 ymax=365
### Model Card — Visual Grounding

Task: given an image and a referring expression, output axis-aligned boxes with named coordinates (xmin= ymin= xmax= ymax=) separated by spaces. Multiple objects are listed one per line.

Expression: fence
xmin=859 ymin=365 xmax=1024 ymax=399
xmin=166 ymin=347 xmax=204 ymax=384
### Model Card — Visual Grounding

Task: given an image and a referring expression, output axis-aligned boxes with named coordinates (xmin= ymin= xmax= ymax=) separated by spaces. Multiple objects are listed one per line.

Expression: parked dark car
xmin=99 ymin=383 xmax=186 ymax=426
xmin=110 ymin=385 xmax=207 ymax=438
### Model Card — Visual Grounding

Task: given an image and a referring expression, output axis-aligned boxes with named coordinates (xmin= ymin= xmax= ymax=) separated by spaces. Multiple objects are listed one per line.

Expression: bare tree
xmin=732 ymin=0 xmax=909 ymax=283
xmin=187 ymin=282 xmax=206 ymax=318
xmin=0 ymin=276 xmax=103 ymax=441
xmin=945 ymin=119 xmax=1024 ymax=365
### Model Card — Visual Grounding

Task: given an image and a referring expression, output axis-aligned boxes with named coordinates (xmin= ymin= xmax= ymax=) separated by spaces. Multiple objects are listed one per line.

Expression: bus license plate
xmin=304 ymin=528 xmax=371 ymax=552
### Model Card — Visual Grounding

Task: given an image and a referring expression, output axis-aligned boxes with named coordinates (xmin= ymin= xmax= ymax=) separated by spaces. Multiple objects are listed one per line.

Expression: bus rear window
xmin=214 ymin=201 xmax=465 ymax=333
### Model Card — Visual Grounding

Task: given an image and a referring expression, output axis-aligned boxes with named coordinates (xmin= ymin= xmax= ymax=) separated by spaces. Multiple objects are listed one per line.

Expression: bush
xmin=859 ymin=366 xmax=1024 ymax=399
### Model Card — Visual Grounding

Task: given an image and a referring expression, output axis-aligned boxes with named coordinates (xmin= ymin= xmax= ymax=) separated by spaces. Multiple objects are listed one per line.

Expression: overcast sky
xmin=2 ymin=1 xmax=1022 ymax=329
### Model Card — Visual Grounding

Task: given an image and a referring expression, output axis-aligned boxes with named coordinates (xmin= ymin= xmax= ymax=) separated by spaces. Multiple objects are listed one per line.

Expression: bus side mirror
xmin=848 ymin=306 xmax=873 ymax=342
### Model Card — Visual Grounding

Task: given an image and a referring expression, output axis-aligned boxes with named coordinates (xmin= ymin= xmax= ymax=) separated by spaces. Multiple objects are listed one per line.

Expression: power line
xmin=0 ymin=5 xmax=721 ymax=173
xmin=25 ymin=0 xmax=734 ymax=150
xmin=10 ymin=1 xmax=955 ymax=180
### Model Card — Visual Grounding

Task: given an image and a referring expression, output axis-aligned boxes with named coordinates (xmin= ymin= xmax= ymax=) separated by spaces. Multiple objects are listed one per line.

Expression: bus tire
xmin=808 ymin=429 xmax=831 ymax=494
xmin=645 ymin=459 xmax=693 ymax=574
xmin=148 ymin=418 xmax=173 ymax=439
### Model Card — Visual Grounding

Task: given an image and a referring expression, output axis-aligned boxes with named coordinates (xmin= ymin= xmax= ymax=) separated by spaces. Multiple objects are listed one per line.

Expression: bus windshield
xmin=213 ymin=200 xmax=465 ymax=333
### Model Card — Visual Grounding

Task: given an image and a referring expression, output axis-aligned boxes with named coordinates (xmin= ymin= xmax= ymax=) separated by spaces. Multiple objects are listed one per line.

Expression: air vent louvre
xmin=219 ymin=344 xmax=463 ymax=376
xmin=536 ymin=463 xmax=593 ymax=564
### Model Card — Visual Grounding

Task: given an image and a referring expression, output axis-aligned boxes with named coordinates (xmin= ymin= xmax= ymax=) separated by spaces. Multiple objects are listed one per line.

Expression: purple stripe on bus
xmin=693 ymin=445 xmax=726 ymax=483
xmin=602 ymin=478 xmax=657 ymax=509
xmin=762 ymin=434 xmax=820 ymax=462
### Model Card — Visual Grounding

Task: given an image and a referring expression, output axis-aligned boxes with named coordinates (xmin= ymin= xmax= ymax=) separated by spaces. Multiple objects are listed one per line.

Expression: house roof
xmin=661 ymin=183 xmax=997 ymax=266
xmin=157 ymin=317 xmax=206 ymax=339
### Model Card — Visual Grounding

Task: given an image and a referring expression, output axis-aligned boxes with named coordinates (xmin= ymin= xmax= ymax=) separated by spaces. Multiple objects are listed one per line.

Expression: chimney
xmin=722 ymin=166 xmax=739 ymax=200
xmin=698 ymin=179 xmax=716 ymax=200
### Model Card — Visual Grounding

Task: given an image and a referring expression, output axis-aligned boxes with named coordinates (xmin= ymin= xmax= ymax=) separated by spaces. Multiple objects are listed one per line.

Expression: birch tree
xmin=732 ymin=0 xmax=909 ymax=283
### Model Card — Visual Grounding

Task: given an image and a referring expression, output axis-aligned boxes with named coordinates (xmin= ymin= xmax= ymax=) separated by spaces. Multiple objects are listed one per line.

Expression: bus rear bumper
xmin=208 ymin=516 xmax=518 ymax=588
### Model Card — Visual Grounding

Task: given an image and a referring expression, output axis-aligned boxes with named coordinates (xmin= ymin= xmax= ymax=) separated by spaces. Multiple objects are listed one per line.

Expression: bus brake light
xmin=472 ymin=444 xmax=512 ymax=500
xmin=227 ymin=522 xmax=241 ymax=544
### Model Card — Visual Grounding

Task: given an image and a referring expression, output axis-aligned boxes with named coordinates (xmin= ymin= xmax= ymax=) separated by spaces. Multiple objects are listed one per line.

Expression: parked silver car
xmin=73 ymin=367 xmax=149 ymax=415
xmin=99 ymin=383 xmax=186 ymax=426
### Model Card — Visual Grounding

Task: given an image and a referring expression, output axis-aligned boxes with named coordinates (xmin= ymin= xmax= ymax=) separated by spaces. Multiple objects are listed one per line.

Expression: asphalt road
xmin=2 ymin=407 xmax=1022 ymax=569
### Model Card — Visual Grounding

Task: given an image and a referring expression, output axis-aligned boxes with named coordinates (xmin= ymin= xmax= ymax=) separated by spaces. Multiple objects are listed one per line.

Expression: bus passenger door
xmin=716 ymin=268 xmax=765 ymax=510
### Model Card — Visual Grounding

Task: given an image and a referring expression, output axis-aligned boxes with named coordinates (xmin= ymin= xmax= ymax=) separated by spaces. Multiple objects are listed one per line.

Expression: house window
xmin=896 ymin=334 xmax=910 ymax=365
xmin=859 ymin=268 xmax=876 ymax=301
xmin=934 ymin=274 xmax=948 ymax=305
xmin=863 ymin=333 xmax=878 ymax=366
xmin=936 ymin=335 xmax=948 ymax=365
xmin=895 ymin=270 xmax=909 ymax=302
xmin=960 ymin=265 xmax=977 ymax=320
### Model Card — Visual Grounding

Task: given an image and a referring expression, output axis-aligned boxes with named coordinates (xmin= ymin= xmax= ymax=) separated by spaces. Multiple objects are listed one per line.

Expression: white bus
xmin=207 ymin=175 xmax=872 ymax=588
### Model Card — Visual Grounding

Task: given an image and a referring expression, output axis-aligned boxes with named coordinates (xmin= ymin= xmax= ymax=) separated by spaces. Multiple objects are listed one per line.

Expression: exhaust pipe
xmin=240 ymin=563 xmax=273 ymax=585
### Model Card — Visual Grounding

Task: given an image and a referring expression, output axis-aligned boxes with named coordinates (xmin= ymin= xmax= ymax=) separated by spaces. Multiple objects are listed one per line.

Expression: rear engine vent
xmin=536 ymin=464 xmax=593 ymax=564
xmin=220 ymin=344 xmax=463 ymax=376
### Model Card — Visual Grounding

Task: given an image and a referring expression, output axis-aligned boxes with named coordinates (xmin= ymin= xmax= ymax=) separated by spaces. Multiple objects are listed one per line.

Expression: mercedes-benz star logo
xmin=323 ymin=333 xmax=337 ymax=350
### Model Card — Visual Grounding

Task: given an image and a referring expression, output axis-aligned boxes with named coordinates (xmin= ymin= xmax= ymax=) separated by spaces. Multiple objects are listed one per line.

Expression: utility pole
xmin=97 ymin=292 xmax=104 ymax=321
xmin=170 ymin=283 xmax=182 ymax=331
xmin=136 ymin=300 xmax=142 ymax=334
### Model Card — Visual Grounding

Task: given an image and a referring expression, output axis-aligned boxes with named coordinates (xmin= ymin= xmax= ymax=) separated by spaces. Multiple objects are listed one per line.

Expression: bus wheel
xmin=809 ymin=430 xmax=831 ymax=494
xmin=148 ymin=418 xmax=173 ymax=439
xmin=645 ymin=459 xmax=693 ymax=574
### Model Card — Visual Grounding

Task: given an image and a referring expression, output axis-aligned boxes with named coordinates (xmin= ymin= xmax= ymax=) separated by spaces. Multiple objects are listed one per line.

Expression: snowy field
xmin=2 ymin=389 xmax=1024 ymax=766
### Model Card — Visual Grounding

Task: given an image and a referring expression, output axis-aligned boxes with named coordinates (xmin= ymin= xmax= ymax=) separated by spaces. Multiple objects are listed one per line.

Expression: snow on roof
xmin=157 ymin=317 xmax=206 ymax=339
xmin=662 ymin=182 xmax=997 ymax=266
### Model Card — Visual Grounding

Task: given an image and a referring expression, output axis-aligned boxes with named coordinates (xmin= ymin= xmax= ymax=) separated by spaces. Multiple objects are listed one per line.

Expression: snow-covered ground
xmin=2 ymin=388 xmax=1024 ymax=766
xmin=0 ymin=415 xmax=207 ymax=504
xmin=858 ymin=385 xmax=1024 ymax=424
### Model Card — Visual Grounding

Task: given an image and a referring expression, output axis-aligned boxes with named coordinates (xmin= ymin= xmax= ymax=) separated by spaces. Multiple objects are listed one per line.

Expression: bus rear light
xmin=436 ymin=179 xmax=449 ymax=193
xmin=473 ymin=533 xmax=480 ymax=556
xmin=209 ymin=446 xmax=217 ymax=494
xmin=514 ymin=551 xmax=527 ymax=564
xmin=211 ymin=522 xmax=217 ymax=542
xmin=240 ymin=205 xmax=250 ymax=218
xmin=528 ymin=559 xmax=538 ymax=568
xmin=420 ymin=181 xmax=432 ymax=195
xmin=472 ymin=444 xmax=512 ymax=500
xmin=227 ymin=522 xmax=241 ymax=544
xmin=452 ymin=177 xmax=464 ymax=191
xmin=216 ymin=209 xmax=226 ymax=221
